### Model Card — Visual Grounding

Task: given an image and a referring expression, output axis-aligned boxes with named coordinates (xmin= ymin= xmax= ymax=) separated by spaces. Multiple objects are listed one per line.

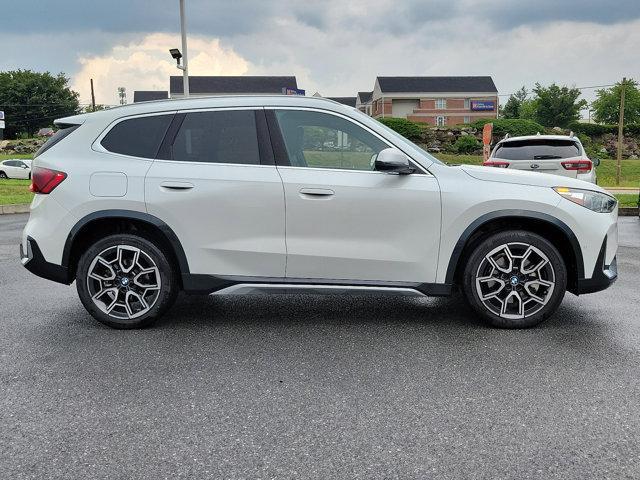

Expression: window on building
xmin=435 ymin=98 xmax=447 ymax=109
xmin=171 ymin=110 xmax=260 ymax=164
xmin=274 ymin=109 xmax=388 ymax=171
xmin=436 ymin=116 xmax=446 ymax=126
xmin=464 ymin=99 xmax=471 ymax=109
xmin=101 ymin=114 xmax=173 ymax=158
xmin=464 ymin=116 xmax=471 ymax=124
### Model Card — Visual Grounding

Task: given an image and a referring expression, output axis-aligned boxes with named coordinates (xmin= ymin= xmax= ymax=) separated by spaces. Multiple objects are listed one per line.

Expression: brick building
xmin=356 ymin=91 xmax=373 ymax=115
xmin=370 ymin=76 xmax=498 ymax=125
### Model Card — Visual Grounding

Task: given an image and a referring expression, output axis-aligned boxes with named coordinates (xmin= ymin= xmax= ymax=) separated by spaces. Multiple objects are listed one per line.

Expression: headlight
xmin=553 ymin=187 xmax=617 ymax=213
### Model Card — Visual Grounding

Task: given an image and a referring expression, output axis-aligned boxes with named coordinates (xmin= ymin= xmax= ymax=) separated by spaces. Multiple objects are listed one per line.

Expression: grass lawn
xmin=0 ymin=153 xmax=33 ymax=160
xmin=433 ymin=153 xmax=640 ymax=188
xmin=614 ymin=193 xmax=639 ymax=208
xmin=0 ymin=179 xmax=33 ymax=205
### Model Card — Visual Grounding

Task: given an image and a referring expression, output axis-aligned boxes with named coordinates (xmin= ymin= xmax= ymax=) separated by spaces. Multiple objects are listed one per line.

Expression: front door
xmin=145 ymin=109 xmax=286 ymax=278
xmin=269 ymin=108 xmax=441 ymax=284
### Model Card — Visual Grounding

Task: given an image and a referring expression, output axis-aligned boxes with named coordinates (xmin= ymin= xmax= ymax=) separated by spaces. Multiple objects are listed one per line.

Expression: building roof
xmin=326 ymin=97 xmax=357 ymax=107
xmin=133 ymin=90 xmax=169 ymax=103
xmin=170 ymin=76 xmax=298 ymax=95
xmin=357 ymin=91 xmax=373 ymax=103
xmin=376 ymin=76 xmax=498 ymax=93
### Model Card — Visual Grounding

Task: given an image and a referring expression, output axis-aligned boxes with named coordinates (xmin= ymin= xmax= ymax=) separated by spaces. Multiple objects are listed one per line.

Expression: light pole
xmin=179 ymin=0 xmax=189 ymax=97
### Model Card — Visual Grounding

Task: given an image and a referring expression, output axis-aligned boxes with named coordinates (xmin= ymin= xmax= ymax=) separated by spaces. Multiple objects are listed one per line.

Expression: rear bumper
xmin=574 ymin=236 xmax=617 ymax=295
xmin=20 ymin=236 xmax=71 ymax=285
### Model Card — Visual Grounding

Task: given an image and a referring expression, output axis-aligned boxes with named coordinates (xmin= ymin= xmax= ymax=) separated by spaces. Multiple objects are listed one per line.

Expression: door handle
xmin=299 ymin=188 xmax=335 ymax=198
xmin=160 ymin=181 xmax=194 ymax=191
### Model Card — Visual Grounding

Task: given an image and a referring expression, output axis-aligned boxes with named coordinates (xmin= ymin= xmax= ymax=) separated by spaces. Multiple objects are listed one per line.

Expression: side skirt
xmin=182 ymin=274 xmax=453 ymax=297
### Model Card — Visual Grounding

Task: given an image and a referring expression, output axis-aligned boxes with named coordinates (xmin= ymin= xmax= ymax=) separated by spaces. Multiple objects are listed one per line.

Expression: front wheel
xmin=76 ymin=234 xmax=178 ymax=329
xmin=462 ymin=230 xmax=567 ymax=328
xmin=0 ymin=171 xmax=7 ymax=179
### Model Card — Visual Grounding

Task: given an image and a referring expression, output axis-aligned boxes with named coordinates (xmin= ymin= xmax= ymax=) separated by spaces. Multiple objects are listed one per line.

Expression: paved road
xmin=1 ymin=214 xmax=640 ymax=479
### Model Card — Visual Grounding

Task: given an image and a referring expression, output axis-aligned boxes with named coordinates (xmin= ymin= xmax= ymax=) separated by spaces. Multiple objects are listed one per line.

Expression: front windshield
xmin=349 ymin=108 xmax=445 ymax=166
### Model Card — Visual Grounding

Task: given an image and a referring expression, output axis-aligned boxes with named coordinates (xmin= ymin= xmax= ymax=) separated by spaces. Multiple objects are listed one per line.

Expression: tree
xmin=532 ymin=83 xmax=586 ymax=128
xmin=0 ymin=70 xmax=80 ymax=138
xmin=519 ymin=99 xmax=538 ymax=120
xmin=82 ymin=104 xmax=109 ymax=114
xmin=591 ymin=79 xmax=640 ymax=125
xmin=502 ymin=86 xmax=528 ymax=119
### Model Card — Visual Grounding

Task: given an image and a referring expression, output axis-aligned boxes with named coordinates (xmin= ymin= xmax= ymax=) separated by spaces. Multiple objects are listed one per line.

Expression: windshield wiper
xmin=533 ymin=155 xmax=562 ymax=160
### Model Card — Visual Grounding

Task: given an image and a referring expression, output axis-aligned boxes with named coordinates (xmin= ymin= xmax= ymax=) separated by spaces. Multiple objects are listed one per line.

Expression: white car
xmin=21 ymin=96 xmax=618 ymax=329
xmin=485 ymin=134 xmax=598 ymax=184
xmin=0 ymin=159 xmax=32 ymax=179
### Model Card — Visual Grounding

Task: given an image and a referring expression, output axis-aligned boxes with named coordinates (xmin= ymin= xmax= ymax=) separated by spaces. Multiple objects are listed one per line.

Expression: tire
xmin=76 ymin=234 xmax=178 ymax=329
xmin=0 ymin=171 xmax=7 ymax=179
xmin=462 ymin=230 xmax=567 ymax=328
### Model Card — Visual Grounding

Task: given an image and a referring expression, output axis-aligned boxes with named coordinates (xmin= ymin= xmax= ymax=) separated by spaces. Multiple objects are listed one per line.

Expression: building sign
xmin=471 ymin=101 xmax=495 ymax=111
xmin=0 ymin=121 xmax=5 ymax=130
xmin=282 ymin=87 xmax=305 ymax=96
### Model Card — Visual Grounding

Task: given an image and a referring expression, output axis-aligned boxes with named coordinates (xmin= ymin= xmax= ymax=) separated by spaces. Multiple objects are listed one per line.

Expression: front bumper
xmin=20 ymin=236 xmax=71 ymax=284
xmin=574 ymin=236 xmax=617 ymax=295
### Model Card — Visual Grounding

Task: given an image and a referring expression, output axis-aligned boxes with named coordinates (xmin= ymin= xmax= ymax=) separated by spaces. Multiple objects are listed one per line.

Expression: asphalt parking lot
xmin=1 ymin=213 xmax=639 ymax=479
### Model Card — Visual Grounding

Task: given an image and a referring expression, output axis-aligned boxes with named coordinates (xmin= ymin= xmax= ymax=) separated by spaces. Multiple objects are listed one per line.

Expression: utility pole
xmin=179 ymin=0 xmax=190 ymax=97
xmin=616 ymin=77 xmax=626 ymax=186
xmin=90 ymin=79 xmax=96 ymax=112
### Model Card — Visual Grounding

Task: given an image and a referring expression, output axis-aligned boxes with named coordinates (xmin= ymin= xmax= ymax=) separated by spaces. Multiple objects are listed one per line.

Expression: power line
xmin=497 ymin=83 xmax=617 ymax=97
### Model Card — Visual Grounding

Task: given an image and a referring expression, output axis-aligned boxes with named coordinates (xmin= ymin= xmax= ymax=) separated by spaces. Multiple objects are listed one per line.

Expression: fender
xmin=62 ymin=209 xmax=190 ymax=275
xmin=444 ymin=209 xmax=585 ymax=284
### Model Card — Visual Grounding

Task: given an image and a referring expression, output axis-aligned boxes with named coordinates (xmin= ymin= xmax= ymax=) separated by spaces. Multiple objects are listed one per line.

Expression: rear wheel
xmin=0 ymin=171 xmax=7 ymax=179
xmin=76 ymin=234 xmax=178 ymax=329
xmin=462 ymin=230 xmax=567 ymax=328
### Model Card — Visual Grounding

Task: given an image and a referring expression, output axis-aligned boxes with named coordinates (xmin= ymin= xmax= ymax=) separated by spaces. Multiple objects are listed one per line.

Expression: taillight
xmin=561 ymin=159 xmax=592 ymax=174
xmin=30 ymin=167 xmax=67 ymax=194
xmin=482 ymin=161 xmax=510 ymax=168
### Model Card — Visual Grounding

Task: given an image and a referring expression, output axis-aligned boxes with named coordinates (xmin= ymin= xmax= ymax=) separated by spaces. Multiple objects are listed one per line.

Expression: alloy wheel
xmin=475 ymin=242 xmax=555 ymax=319
xmin=86 ymin=244 xmax=161 ymax=320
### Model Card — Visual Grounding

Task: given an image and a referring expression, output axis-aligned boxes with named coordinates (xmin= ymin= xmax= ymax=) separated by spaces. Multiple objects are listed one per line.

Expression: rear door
xmin=492 ymin=139 xmax=584 ymax=178
xmin=145 ymin=108 xmax=286 ymax=278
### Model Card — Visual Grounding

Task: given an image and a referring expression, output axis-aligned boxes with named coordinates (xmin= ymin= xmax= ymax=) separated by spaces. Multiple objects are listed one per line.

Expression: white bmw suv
xmin=21 ymin=96 xmax=618 ymax=329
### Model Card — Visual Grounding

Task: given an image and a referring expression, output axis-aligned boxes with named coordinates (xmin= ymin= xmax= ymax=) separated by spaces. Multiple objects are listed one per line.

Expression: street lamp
xmin=170 ymin=0 xmax=190 ymax=97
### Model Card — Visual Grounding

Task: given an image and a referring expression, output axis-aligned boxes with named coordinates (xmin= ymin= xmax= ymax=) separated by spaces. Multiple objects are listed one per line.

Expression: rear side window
xmin=101 ymin=114 xmax=173 ymax=158
xmin=34 ymin=124 xmax=80 ymax=158
xmin=171 ymin=110 xmax=260 ymax=164
xmin=493 ymin=139 xmax=581 ymax=160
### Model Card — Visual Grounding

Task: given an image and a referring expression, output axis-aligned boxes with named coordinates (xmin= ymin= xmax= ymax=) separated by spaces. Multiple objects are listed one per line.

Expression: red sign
xmin=482 ymin=123 xmax=493 ymax=162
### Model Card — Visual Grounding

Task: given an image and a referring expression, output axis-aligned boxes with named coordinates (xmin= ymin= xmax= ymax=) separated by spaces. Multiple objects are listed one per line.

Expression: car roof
xmin=55 ymin=95 xmax=352 ymax=126
xmin=498 ymin=134 xmax=581 ymax=144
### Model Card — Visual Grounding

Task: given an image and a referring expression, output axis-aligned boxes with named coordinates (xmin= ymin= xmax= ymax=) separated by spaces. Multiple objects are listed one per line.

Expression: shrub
xmin=377 ymin=117 xmax=423 ymax=141
xmin=469 ymin=118 xmax=545 ymax=137
xmin=453 ymin=135 xmax=480 ymax=154
xmin=567 ymin=122 xmax=616 ymax=136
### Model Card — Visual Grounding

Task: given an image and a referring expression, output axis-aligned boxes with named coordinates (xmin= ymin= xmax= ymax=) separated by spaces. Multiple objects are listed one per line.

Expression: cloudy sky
xmin=1 ymin=0 xmax=639 ymax=107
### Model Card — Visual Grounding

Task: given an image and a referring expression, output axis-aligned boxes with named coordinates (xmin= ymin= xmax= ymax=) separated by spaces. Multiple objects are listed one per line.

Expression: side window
xmin=171 ymin=110 xmax=260 ymax=165
xmin=274 ymin=110 xmax=388 ymax=171
xmin=4 ymin=161 xmax=18 ymax=166
xmin=101 ymin=114 xmax=173 ymax=158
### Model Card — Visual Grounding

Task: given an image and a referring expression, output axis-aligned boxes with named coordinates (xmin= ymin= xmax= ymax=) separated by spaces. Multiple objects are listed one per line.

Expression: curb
xmin=619 ymin=207 xmax=639 ymax=217
xmin=0 ymin=204 xmax=30 ymax=215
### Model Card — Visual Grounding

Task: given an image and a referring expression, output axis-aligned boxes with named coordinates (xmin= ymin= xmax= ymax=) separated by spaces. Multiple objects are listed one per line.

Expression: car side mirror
xmin=592 ymin=157 xmax=601 ymax=167
xmin=374 ymin=148 xmax=415 ymax=175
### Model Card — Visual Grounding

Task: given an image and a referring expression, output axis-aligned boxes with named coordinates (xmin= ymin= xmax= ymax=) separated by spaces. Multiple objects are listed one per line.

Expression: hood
xmin=460 ymin=164 xmax=607 ymax=193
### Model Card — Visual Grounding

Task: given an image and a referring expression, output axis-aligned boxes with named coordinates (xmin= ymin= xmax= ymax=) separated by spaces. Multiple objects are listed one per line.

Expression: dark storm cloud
xmin=0 ymin=0 xmax=274 ymax=36
xmin=477 ymin=0 xmax=640 ymax=29
xmin=4 ymin=0 xmax=638 ymax=39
